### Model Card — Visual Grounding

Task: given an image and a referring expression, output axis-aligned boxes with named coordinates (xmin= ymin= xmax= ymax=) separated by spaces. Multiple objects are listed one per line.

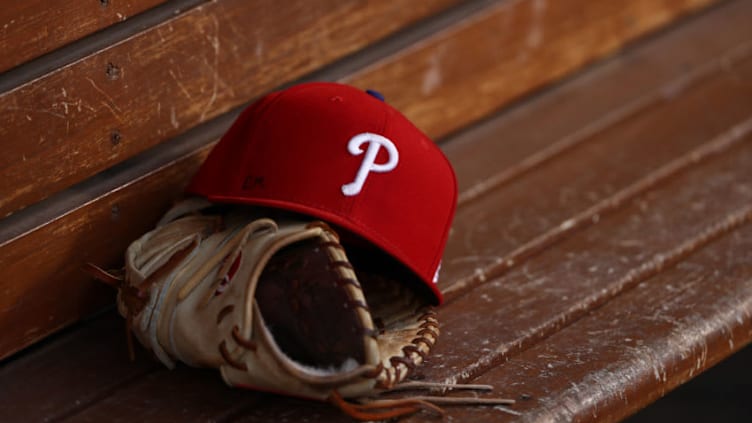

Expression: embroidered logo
xmin=341 ymin=132 xmax=399 ymax=196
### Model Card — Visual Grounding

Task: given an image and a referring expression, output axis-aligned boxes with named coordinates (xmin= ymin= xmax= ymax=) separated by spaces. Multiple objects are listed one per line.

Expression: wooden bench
xmin=2 ymin=0 xmax=751 ymax=421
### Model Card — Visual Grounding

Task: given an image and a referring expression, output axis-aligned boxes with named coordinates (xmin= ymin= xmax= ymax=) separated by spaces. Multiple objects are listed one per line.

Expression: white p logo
xmin=341 ymin=132 xmax=399 ymax=196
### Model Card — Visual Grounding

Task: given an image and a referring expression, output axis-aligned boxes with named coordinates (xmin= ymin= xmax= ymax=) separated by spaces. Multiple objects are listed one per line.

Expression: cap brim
xmin=203 ymin=194 xmax=443 ymax=305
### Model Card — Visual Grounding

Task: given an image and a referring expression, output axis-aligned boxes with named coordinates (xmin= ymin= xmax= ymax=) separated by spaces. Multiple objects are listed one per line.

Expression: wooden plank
xmin=344 ymin=0 xmax=718 ymax=140
xmin=0 ymin=312 xmax=159 ymax=422
xmin=440 ymin=50 xmax=752 ymax=295
xmin=0 ymin=0 xmax=742 ymax=361
xmin=446 ymin=0 xmax=752 ymax=198
xmin=0 ymin=0 xmax=168 ymax=73
xmin=444 ymin=222 xmax=752 ymax=422
xmin=414 ymin=54 xmax=752 ymax=387
xmin=423 ymin=130 xmax=752 ymax=386
xmin=1 ymin=4 xmax=748 ymax=421
xmin=62 ymin=366 xmax=253 ymax=423
xmin=0 ymin=0 xmax=461 ymax=217
xmin=0 ymin=144 xmax=213 ymax=359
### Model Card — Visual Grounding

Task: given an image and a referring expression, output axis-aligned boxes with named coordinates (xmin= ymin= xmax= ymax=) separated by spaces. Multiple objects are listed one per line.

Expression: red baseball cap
xmin=187 ymin=82 xmax=457 ymax=304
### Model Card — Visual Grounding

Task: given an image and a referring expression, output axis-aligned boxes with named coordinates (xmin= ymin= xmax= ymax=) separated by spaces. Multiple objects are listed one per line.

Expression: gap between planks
xmin=0 ymin=0 xmax=206 ymax=94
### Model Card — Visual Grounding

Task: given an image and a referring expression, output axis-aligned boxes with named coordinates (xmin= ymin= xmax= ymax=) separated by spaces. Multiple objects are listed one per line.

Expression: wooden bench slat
xmin=440 ymin=50 xmax=752 ymax=297
xmin=0 ymin=145 xmax=212 ymax=359
xmin=447 ymin=223 xmax=752 ymax=422
xmin=344 ymin=0 xmax=717 ymax=140
xmin=0 ymin=313 xmax=159 ymax=422
xmin=426 ymin=130 xmax=752 ymax=387
xmin=0 ymin=0 xmax=461 ymax=218
xmin=64 ymin=367 xmax=253 ymax=423
xmin=447 ymin=0 xmax=752 ymax=198
xmin=0 ymin=0 xmax=168 ymax=74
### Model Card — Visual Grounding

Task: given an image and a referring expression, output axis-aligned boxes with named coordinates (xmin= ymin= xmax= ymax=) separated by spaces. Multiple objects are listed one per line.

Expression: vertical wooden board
xmin=0 ymin=145 xmax=212 ymax=359
xmin=0 ymin=0 xmax=460 ymax=217
xmin=345 ymin=0 xmax=718 ymax=140
xmin=439 ymin=223 xmax=752 ymax=422
xmin=0 ymin=0 xmax=169 ymax=73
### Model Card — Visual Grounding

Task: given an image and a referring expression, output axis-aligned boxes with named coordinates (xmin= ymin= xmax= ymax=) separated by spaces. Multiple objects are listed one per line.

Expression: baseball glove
xmin=87 ymin=198 xmax=513 ymax=420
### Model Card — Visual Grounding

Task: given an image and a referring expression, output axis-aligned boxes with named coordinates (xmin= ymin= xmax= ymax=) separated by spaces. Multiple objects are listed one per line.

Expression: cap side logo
xmin=341 ymin=132 xmax=399 ymax=196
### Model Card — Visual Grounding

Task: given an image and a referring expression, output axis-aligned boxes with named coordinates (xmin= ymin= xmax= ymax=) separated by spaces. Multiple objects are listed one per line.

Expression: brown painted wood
xmin=440 ymin=50 xmax=752 ymax=297
xmin=2 ymin=3 xmax=750 ymax=421
xmin=442 ymin=223 xmax=752 ymax=422
xmin=0 ymin=0 xmax=461 ymax=218
xmin=344 ymin=0 xmax=718 ymax=140
xmin=0 ymin=145 xmax=213 ymax=359
xmin=0 ymin=0 xmax=741 ymax=363
xmin=0 ymin=0 xmax=168 ymax=73
xmin=446 ymin=0 xmax=752 ymax=198
xmin=64 ymin=365 xmax=252 ymax=423
xmin=0 ymin=312 xmax=159 ymax=422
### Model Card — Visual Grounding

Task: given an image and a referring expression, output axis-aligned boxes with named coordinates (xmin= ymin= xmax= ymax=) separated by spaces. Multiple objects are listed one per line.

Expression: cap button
xmin=365 ymin=89 xmax=385 ymax=101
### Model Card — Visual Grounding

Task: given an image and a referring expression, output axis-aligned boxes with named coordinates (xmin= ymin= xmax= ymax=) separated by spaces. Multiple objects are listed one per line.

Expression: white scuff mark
xmin=99 ymin=101 xmax=124 ymax=124
xmin=61 ymin=88 xmax=67 ymax=97
xmin=200 ymin=15 xmax=221 ymax=121
xmin=86 ymin=77 xmax=124 ymax=122
xmin=170 ymin=107 xmax=179 ymax=129
xmin=255 ymin=37 xmax=264 ymax=58
xmin=527 ymin=0 xmax=547 ymax=48
xmin=25 ymin=115 xmax=31 ymax=121
xmin=560 ymin=219 xmax=576 ymax=230
xmin=474 ymin=267 xmax=487 ymax=282
xmin=422 ymin=48 xmax=445 ymax=96
xmin=56 ymin=100 xmax=85 ymax=115
xmin=169 ymin=70 xmax=193 ymax=100
xmin=7 ymin=106 xmax=65 ymax=119
xmin=157 ymin=28 xmax=166 ymax=43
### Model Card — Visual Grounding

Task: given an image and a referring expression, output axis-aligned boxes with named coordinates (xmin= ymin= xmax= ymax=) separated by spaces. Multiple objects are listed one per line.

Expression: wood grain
xmin=0 ymin=0 xmax=168 ymax=73
xmin=444 ymin=222 xmax=752 ymax=422
xmin=344 ymin=0 xmax=717 ymax=139
xmin=426 ymin=131 xmax=752 ymax=386
xmin=1 ymin=3 xmax=750 ymax=421
xmin=0 ymin=0 xmax=738 ymax=361
xmin=440 ymin=51 xmax=752 ymax=294
xmin=0 ymin=313 xmax=159 ymax=422
xmin=41 ymin=37 xmax=752 ymax=423
xmin=0 ymin=0 xmax=460 ymax=217
xmin=0 ymin=145 xmax=212 ymax=359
